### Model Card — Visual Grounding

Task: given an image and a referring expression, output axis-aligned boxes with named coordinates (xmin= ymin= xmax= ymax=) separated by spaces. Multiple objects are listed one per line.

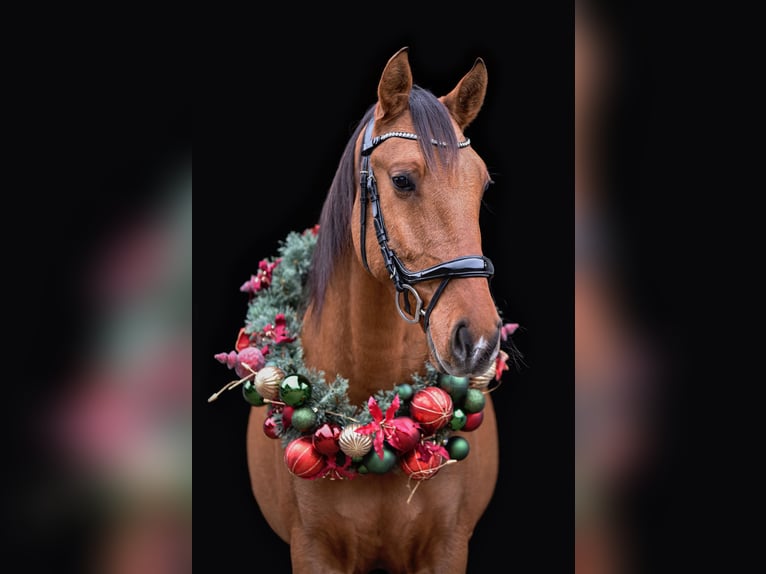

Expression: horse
xmin=245 ymin=47 xmax=504 ymax=573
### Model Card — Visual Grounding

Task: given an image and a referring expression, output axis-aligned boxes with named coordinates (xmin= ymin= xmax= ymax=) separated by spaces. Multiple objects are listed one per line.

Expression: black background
xmin=197 ymin=13 xmax=573 ymax=574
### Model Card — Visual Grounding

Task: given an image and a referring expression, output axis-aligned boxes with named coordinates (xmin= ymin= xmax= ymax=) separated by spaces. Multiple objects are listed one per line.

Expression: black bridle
xmin=358 ymin=118 xmax=494 ymax=331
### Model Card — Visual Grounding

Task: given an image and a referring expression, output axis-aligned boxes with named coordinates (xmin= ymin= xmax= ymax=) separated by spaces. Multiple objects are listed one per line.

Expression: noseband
xmin=359 ymin=118 xmax=494 ymax=331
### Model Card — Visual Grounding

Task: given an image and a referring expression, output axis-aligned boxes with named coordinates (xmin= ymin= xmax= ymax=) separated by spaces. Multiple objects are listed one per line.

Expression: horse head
xmin=350 ymin=47 xmax=502 ymax=377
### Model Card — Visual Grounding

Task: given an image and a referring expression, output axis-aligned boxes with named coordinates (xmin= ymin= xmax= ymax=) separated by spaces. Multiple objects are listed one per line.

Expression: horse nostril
xmin=452 ymin=321 xmax=473 ymax=364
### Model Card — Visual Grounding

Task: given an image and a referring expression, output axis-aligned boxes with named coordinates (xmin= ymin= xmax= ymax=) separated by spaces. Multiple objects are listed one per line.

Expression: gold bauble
xmin=469 ymin=361 xmax=496 ymax=390
xmin=254 ymin=365 xmax=285 ymax=400
xmin=338 ymin=423 xmax=372 ymax=458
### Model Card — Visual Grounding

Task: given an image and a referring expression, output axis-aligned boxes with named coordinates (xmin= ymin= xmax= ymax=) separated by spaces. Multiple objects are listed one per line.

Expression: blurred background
xmin=576 ymin=3 xmax=657 ymax=572
xmin=575 ymin=2 xmax=751 ymax=572
xmin=3 ymin=31 xmax=192 ymax=573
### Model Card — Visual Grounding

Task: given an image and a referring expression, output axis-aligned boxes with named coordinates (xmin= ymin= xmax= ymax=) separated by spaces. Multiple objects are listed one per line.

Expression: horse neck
xmin=301 ymin=252 xmax=429 ymax=406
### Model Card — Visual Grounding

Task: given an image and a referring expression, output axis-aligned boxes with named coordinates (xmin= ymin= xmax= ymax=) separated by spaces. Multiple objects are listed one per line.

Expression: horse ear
xmin=440 ymin=57 xmax=488 ymax=130
xmin=375 ymin=47 xmax=413 ymax=123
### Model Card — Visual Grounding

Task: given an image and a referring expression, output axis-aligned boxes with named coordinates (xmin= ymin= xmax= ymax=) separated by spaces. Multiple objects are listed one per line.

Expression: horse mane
xmin=307 ymin=85 xmax=461 ymax=318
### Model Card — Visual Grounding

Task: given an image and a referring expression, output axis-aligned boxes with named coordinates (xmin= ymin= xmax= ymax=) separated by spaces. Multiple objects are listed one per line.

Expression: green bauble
xmin=463 ymin=388 xmax=486 ymax=414
xmin=446 ymin=436 xmax=470 ymax=461
xmin=362 ymin=445 xmax=397 ymax=474
xmin=290 ymin=406 xmax=317 ymax=432
xmin=450 ymin=408 xmax=467 ymax=431
xmin=357 ymin=464 xmax=369 ymax=474
xmin=439 ymin=374 xmax=468 ymax=405
xmin=279 ymin=374 xmax=312 ymax=407
xmin=242 ymin=379 xmax=267 ymax=406
xmin=395 ymin=383 xmax=414 ymax=401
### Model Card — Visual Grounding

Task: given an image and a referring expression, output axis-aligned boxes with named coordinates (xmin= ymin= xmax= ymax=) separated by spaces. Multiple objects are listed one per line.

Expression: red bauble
xmin=263 ymin=415 xmax=281 ymax=439
xmin=399 ymin=448 xmax=445 ymax=481
xmin=281 ymin=405 xmax=294 ymax=429
xmin=409 ymin=387 xmax=453 ymax=434
xmin=462 ymin=410 xmax=484 ymax=432
xmin=312 ymin=423 xmax=341 ymax=456
xmin=385 ymin=416 xmax=422 ymax=452
xmin=284 ymin=436 xmax=325 ymax=478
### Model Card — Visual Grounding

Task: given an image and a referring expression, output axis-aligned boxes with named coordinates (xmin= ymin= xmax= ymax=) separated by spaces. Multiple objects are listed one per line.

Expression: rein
xmin=358 ymin=118 xmax=495 ymax=330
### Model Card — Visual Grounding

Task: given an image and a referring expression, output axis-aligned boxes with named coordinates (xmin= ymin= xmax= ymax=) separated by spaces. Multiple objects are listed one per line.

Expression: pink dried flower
xmin=214 ymin=350 xmax=238 ymax=370
xmin=500 ymin=322 xmax=519 ymax=341
xmin=235 ymin=347 xmax=265 ymax=378
xmin=214 ymin=347 xmax=265 ymax=379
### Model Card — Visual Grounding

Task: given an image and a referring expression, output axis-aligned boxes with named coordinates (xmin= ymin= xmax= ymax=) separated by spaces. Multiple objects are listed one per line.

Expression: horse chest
xmin=291 ymin=474 xmax=469 ymax=567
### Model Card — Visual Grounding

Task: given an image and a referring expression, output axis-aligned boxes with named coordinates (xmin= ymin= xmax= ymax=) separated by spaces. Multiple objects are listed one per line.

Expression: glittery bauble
xmin=449 ymin=408 xmax=467 ymax=431
xmin=469 ymin=361 xmax=496 ymax=389
xmin=254 ymin=365 xmax=285 ymax=400
xmin=242 ymin=379 xmax=267 ymax=406
xmin=235 ymin=346 xmax=266 ymax=379
xmin=263 ymin=415 xmax=281 ymax=439
xmin=399 ymin=448 xmax=444 ymax=480
xmin=362 ymin=445 xmax=397 ymax=474
xmin=445 ymin=436 xmax=471 ymax=460
xmin=463 ymin=388 xmax=486 ymax=414
xmin=462 ymin=410 xmax=484 ymax=431
xmin=338 ymin=423 xmax=373 ymax=458
xmin=279 ymin=374 xmax=312 ymax=407
xmin=439 ymin=374 xmax=468 ymax=405
xmin=385 ymin=416 xmax=422 ymax=452
xmin=409 ymin=387 xmax=453 ymax=434
xmin=313 ymin=423 xmax=341 ymax=456
xmin=284 ymin=436 xmax=325 ymax=478
xmin=290 ymin=406 xmax=317 ymax=432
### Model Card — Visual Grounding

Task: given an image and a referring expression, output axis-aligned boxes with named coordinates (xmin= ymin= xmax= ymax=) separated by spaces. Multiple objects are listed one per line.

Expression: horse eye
xmin=391 ymin=175 xmax=414 ymax=191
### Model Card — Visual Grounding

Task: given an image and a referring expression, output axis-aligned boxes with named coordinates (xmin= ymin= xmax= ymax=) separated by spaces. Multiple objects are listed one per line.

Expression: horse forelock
xmin=409 ymin=85 xmax=461 ymax=173
xmin=308 ymin=86 xmax=464 ymax=317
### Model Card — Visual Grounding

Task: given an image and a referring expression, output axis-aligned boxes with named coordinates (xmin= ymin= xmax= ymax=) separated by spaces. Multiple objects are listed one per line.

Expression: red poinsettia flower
xmin=234 ymin=327 xmax=251 ymax=352
xmin=262 ymin=313 xmax=296 ymax=345
xmin=239 ymin=258 xmax=281 ymax=295
xmin=415 ymin=439 xmax=450 ymax=464
xmin=356 ymin=394 xmax=401 ymax=459
xmin=312 ymin=454 xmax=356 ymax=481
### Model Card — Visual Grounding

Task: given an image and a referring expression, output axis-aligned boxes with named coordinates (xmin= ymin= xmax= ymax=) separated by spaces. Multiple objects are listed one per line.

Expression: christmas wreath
xmin=210 ymin=225 xmax=517 ymax=484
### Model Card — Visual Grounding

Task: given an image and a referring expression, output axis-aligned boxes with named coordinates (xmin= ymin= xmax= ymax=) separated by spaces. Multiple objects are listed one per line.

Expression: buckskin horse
xmin=240 ymin=47 xmax=507 ymax=573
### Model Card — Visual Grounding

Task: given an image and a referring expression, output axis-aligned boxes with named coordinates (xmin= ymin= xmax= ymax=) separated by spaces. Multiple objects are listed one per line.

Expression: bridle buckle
xmin=395 ymin=284 xmax=424 ymax=324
